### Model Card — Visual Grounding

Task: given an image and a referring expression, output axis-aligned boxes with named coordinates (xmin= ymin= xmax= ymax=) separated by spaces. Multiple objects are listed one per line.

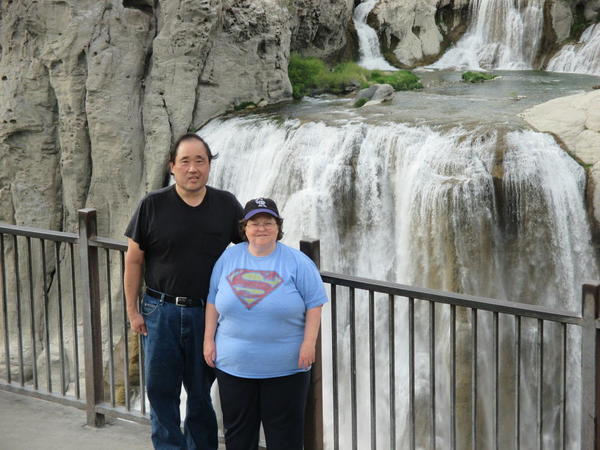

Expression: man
xmin=124 ymin=133 xmax=243 ymax=450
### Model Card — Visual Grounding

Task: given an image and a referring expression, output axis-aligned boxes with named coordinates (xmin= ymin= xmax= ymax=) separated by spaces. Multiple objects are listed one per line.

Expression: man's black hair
xmin=169 ymin=133 xmax=219 ymax=164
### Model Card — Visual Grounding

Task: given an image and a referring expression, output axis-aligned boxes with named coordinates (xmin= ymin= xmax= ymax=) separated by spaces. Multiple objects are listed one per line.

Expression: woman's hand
xmin=298 ymin=340 xmax=315 ymax=369
xmin=204 ymin=303 xmax=219 ymax=368
xmin=204 ymin=339 xmax=216 ymax=368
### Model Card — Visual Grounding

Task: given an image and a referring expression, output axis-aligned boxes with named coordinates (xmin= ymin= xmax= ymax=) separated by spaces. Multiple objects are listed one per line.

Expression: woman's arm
xmin=204 ymin=303 xmax=219 ymax=368
xmin=298 ymin=305 xmax=323 ymax=369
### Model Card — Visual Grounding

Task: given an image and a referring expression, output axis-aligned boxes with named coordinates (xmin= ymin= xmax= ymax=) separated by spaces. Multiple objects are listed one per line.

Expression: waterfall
xmin=353 ymin=0 xmax=397 ymax=71
xmin=202 ymin=116 xmax=596 ymax=448
xmin=429 ymin=0 xmax=546 ymax=70
xmin=203 ymin=116 xmax=595 ymax=303
xmin=547 ymin=23 xmax=600 ymax=76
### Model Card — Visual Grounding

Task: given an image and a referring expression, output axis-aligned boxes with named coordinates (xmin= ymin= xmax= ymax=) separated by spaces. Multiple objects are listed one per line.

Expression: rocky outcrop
xmin=290 ymin=0 xmax=357 ymax=62
xmin=369 ymin=0 xmax=469 ymax=67
xmin=520 ymin=90 xmax=600 ymax=237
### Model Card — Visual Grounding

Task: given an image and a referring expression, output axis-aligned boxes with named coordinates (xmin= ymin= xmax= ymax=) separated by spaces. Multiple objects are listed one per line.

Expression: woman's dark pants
xmin=216 ymin=369 xmax=311 ymax=450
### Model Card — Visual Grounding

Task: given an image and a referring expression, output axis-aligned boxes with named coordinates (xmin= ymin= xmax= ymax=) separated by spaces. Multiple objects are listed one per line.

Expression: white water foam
xmin=429 ymin=0 xmax=546 ymax=70
xmin=353 ymin=0 xmax=397 ymax=71
xmin=547 ymin=23 xmax=600 ymax=76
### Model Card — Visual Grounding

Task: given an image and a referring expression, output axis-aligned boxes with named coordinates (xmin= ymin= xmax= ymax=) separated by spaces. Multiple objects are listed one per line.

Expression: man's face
xmin=170 ymin=139 xmax=211 ymax=194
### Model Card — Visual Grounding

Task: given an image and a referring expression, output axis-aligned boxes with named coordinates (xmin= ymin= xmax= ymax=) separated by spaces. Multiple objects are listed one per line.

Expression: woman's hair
xmin=239 ymin=215 xmax=284 ymax=241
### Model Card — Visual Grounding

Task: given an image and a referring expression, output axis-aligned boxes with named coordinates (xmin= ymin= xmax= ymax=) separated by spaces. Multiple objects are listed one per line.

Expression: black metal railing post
xmin=580 ymin=282 xmax=600 ymax=449
xmin=300 ymin=239 xmax=324 ymax=450
xmin=78 ymin=208 xmax=105 ymax=427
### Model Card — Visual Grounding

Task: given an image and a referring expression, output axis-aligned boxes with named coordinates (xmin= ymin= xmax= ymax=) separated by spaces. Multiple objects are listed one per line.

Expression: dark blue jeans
xmin=142 ymin=294 xmax=217 ymax=450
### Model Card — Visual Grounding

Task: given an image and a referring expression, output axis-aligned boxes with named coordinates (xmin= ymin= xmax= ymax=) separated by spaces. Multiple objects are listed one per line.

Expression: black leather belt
xmin=146 ymin=288 xmax=205 ymax=307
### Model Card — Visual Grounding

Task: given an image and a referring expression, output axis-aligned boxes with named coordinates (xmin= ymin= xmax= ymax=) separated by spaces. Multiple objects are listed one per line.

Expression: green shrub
xmin=462 ymin=71 xmax=497 ymax=83
xmin=288 ymin=54 xmax=326 ymax=99
xmin=288 ymin=55 xmax=422 ymax=99
xmin=368 ymin=70 xmax=422 ymax=90
xmin=354 ymin=98 xmax=368 ymax=108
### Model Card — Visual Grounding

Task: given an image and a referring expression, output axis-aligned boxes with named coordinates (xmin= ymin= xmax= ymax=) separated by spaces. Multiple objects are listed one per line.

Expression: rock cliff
xmin=0 ymin=0 xmax=355 ymax=238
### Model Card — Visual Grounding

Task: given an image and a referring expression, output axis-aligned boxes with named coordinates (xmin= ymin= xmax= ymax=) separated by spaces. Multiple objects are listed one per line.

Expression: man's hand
xmin=128 ymin=311 xmax=147 ymax=336
xmin=204 ymin=339 xmax=216 ymax=368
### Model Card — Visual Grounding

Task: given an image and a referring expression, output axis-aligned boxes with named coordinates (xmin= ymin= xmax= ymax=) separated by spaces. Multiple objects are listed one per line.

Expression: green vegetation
xmin=369 ymin=70 xmax=422 ymax=90
xmin=233 ymin=101 xmax=257 ymax=111
xmin=462 ymin=71 xmax=497 ymax=83
xmin=288 ymin=54 xmax=422 ymax=99
xmin=354 ymin=98 xmax=369 ymax=108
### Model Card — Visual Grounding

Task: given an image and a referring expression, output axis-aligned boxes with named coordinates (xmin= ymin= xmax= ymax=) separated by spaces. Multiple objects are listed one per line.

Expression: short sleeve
xmin=230 ymin=196 xmax=244 ymax=244
xmin=125 ymin=198 xmax=148 ymax=250
xmin=207 ymin=254 xmax=225 ymax=304
xmin=295 ymin=254 xmax=328 ymax=310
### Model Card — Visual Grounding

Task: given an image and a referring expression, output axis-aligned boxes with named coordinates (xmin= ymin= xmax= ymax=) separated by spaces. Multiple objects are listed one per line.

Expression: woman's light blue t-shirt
xmin=207 ymin=242 xmax=328 ymax=379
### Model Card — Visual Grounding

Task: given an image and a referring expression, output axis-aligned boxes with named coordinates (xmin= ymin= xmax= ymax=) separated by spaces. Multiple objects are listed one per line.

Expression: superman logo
xmin=226 ymin=269 xmax=283 ymax=309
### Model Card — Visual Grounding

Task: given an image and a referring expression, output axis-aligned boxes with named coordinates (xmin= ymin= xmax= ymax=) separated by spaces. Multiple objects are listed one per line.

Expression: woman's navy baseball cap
xmin=242 ymin=198 xmax=280 ymax=220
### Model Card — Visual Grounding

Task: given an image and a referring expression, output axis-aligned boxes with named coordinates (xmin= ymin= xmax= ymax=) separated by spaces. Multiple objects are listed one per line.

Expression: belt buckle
xmin=175 ymin=296 xmax=188 ymax=307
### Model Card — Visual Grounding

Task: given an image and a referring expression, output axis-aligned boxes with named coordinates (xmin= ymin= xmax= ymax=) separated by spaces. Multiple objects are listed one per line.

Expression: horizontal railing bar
xmin=95 ymin=403 xmax=151 ymax=426
xmin=320 ymin=271 xmax=584 ymax=324
xmin=88 ymin=237 xmax=127 ymax=251
xmin=0 ymin=223 xmax=78 ymax=242
xmin=0 ymin=383 xmax=86 ymax=410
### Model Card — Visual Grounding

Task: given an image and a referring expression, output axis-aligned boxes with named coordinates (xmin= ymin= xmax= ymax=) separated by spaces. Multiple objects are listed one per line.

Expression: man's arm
xmin=124 ymin=238 xmax=147 ymax=336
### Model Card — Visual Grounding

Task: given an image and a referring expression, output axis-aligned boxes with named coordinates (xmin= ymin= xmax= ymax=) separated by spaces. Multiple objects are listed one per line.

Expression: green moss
xmin=462 ymin=71 xmax=497 ymax=83
xmin=354 ymin=98 xmax=368 ymax=108
xmin=288 ymin=54 xmax=422 ymax=99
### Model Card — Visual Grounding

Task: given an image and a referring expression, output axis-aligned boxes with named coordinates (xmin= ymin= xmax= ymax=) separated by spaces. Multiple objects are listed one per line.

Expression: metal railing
xmin=0 ymin=210 xmax=599 ymax=449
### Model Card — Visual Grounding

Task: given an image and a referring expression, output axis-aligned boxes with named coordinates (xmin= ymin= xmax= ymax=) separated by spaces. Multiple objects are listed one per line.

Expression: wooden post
xmin=300 ymin=239 xmax=324 ymax=450
xmin=580 ymin=282 xmax=600 ymax=449
xmin=78 ymin=209 xmax=105 ymax=427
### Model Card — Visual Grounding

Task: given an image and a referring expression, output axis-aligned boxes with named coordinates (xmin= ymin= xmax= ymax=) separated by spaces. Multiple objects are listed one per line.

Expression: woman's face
xmin=245 ymin=213 xmax=278 ymax=247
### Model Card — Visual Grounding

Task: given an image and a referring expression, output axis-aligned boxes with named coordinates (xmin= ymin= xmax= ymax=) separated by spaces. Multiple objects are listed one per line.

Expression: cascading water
xmin=353 ymin=0 xmax=397 ymax=71
xmin=202 ymin=114 xmax=597 ymax=448
xmin=547 ymin=23 xmax=600 ymax=76
xmin=429 ymin=0 xmax=546 ymax=70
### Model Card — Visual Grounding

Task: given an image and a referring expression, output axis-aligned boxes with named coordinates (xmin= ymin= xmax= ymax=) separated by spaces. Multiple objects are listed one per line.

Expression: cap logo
xmin=255 ymin=198 xmax=267 ymax=208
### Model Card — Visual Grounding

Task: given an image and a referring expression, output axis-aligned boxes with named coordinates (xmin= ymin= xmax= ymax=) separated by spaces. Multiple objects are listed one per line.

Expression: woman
xmin=204 ymin=197 xmax=328 ymax=450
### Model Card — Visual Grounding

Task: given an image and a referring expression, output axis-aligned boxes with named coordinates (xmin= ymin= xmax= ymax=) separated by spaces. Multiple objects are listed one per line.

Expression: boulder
xmin=356 ymin=84 xmax=395 ymax=104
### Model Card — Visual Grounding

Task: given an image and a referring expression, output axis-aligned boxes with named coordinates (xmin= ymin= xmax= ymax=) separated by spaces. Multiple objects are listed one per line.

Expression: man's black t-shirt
xmin=125 ymin=185 xmax=243 ymax=300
